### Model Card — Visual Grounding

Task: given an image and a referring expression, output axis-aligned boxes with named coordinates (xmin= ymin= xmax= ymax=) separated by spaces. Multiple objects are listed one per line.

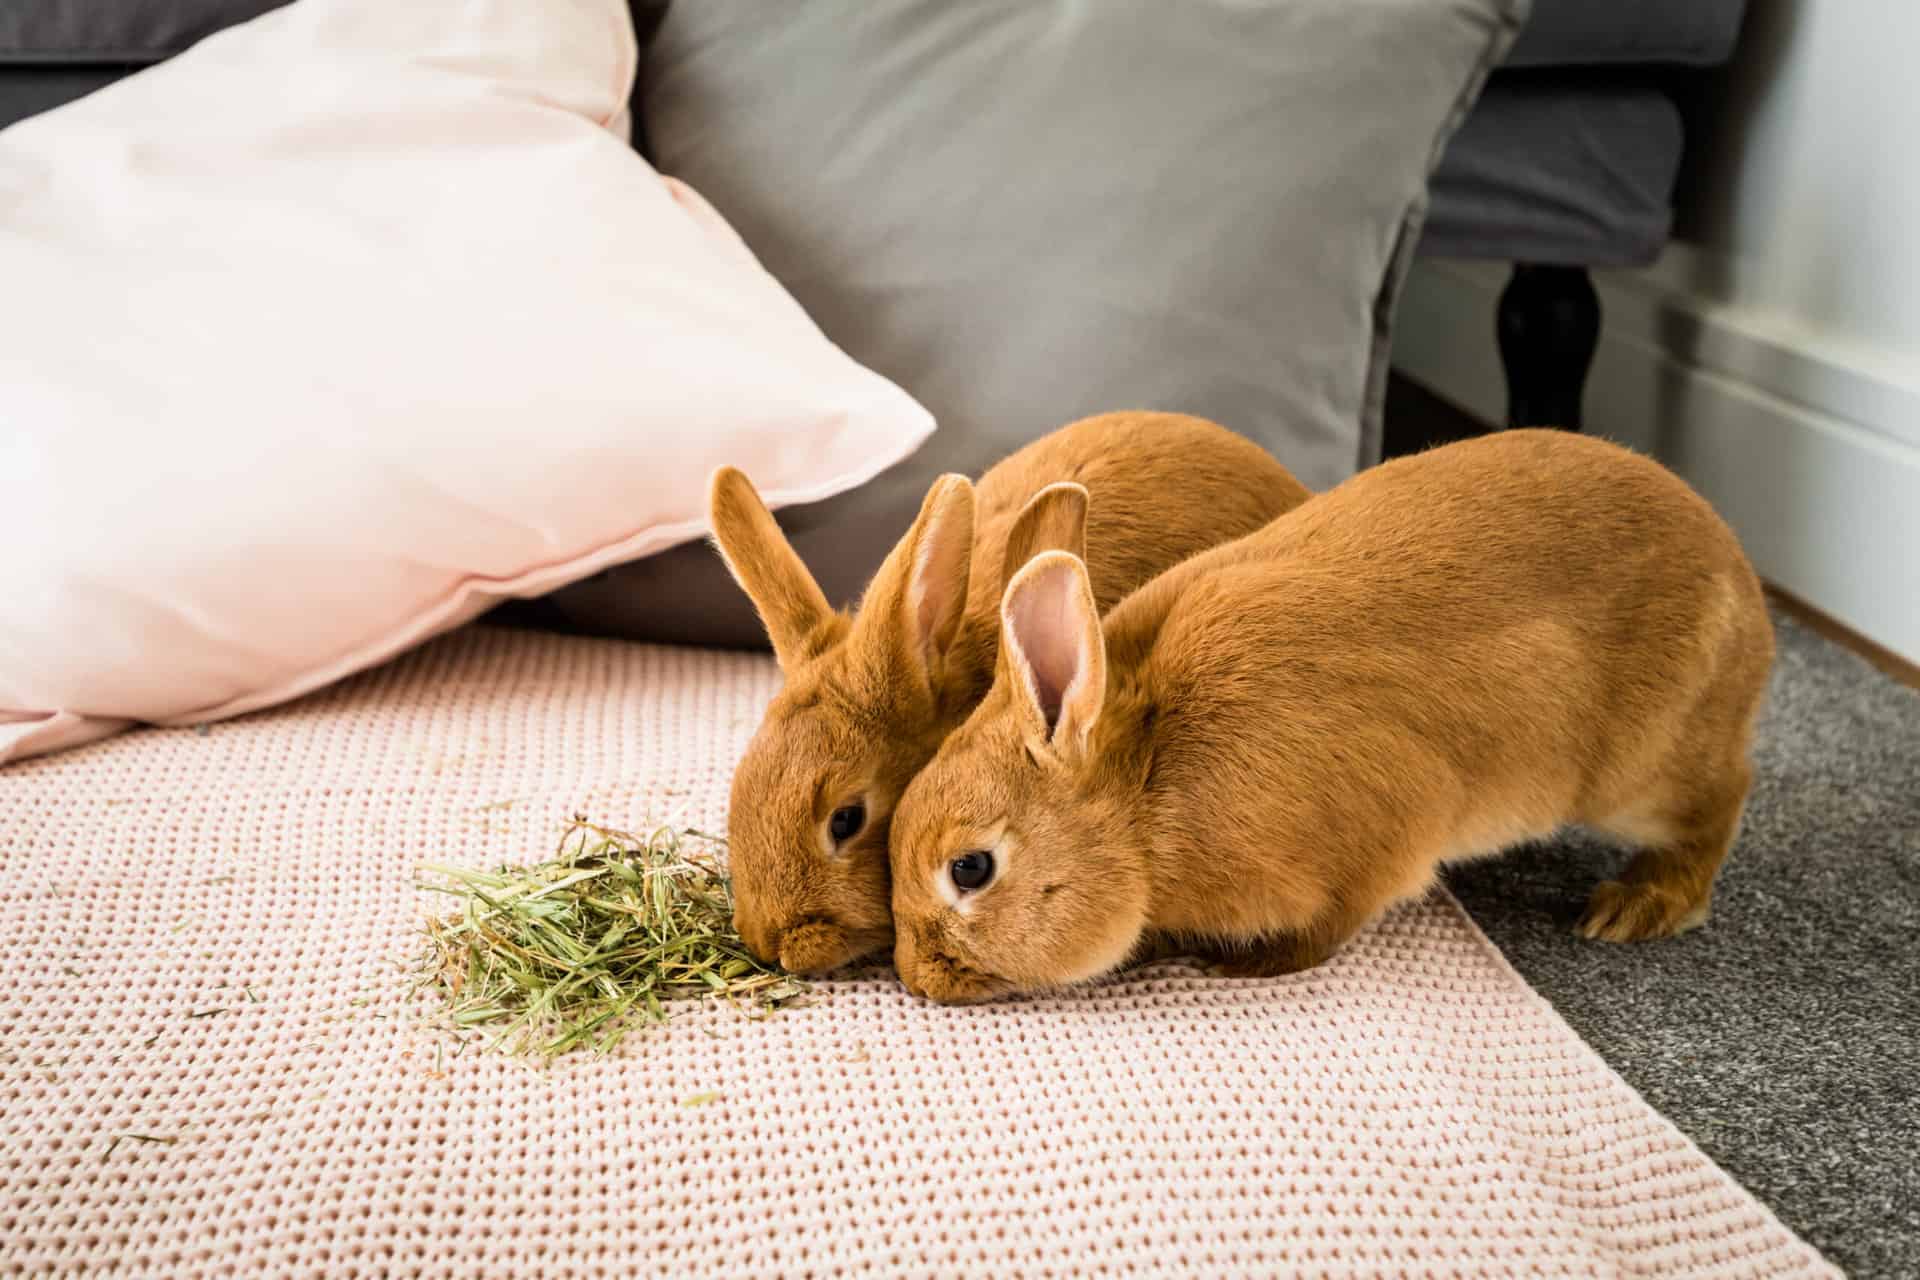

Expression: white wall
xmin=1660 ymin=0 xmax=1920 ymax=405
xmin=1393 ymin=0 xmax=1920 ymax=663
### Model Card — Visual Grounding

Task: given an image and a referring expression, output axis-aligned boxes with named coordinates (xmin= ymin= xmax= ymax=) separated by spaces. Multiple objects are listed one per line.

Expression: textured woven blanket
xmin=0 ymin=627 xmax=1833 ymax=1277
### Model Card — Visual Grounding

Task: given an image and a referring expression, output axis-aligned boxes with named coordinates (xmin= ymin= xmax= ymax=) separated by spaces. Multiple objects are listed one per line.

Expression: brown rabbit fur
xmin=888 ymin=430 xmax=1776 ymax=1004
xmin=711 ymin=412 xmax=1313 ymax=975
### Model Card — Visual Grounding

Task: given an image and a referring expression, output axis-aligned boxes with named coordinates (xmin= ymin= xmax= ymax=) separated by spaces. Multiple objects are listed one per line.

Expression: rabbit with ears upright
xmin=711 ymin=411 xmax=1314 ymax=976
xmin=887 ymin=429 xmax=1777 ymax=1004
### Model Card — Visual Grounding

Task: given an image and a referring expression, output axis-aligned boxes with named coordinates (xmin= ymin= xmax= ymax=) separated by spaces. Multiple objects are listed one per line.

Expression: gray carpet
xmin=1451 ymin=610 xmax=1920 ymax=1279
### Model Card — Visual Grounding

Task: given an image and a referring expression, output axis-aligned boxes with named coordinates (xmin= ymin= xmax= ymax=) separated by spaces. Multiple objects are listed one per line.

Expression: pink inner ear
xmin=909 ymin=485 xmax=973 ymax=658
xmin=1007 ymin=559 xmax=1086 ymax=735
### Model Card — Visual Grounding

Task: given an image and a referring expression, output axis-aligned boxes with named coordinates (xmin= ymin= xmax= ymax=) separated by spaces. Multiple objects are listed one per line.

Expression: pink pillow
xmin=0 ymin=0 xmax=934 ymax=765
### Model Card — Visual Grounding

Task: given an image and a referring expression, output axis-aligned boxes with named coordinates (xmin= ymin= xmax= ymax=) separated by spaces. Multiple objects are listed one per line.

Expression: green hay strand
xmin=410 ymin=818 xmax=806 ymax=1061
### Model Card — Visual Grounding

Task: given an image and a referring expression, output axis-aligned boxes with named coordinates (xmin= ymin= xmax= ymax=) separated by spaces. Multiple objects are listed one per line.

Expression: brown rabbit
xmin=710 ymin=411 xmax=1313 ymax=975
xmin=888 ymin=429 xmax=1776 ymax=1004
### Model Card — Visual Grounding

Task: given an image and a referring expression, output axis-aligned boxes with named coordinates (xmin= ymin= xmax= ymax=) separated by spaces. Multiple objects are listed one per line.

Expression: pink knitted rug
xmin=0 ymin=627 xmax=1833 ymax=1277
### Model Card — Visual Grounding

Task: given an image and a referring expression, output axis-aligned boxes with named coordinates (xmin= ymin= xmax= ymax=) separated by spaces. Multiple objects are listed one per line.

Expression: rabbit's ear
xmin=709 ymin=466 xmax=834 ymax=670
xmin=1001 ymin=482 xmax=1089 ymax=596
xmin=852 ymin=474 xmax=976 ymax=693
xmin=1001 ymin=551 xmax=1106 ymax=760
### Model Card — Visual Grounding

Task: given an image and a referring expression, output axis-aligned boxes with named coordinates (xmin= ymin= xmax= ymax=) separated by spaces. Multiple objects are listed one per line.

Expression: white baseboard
xmin=1391 ymin=259 xmax=1920 ymax=665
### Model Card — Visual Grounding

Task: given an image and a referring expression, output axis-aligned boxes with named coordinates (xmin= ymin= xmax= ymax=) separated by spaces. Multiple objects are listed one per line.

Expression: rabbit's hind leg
xmin=1578 ymin=757 xmax=1750 ymax=943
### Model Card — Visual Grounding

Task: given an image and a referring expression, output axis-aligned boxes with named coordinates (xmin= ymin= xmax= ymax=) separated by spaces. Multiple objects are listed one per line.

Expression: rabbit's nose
xmin=777 ymin=919 xmax=854 ymax=975
xmin=892 ymin=925 xmax=929 ymax=998
xmin=734 ymin=913 xmax=781 ymax=966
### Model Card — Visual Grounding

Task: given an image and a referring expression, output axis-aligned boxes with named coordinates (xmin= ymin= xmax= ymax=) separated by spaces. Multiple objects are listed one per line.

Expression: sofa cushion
xmin=1508 ymin=0 xmax=1747 ymax=68
xmin=1423 ymin=79 xmax=1683 ymax=267
xmin=0 ymin=1 xmax=286 ymax=63
xmin=0 ymin=65 xmax=129 ymax=127
xmin=1 ymin=0 xmax=1743 ymax=73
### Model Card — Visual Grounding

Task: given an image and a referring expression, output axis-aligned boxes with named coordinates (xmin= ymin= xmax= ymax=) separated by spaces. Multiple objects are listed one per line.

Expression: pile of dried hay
xmin=412 ymin=819 xmax=806 ymax=1060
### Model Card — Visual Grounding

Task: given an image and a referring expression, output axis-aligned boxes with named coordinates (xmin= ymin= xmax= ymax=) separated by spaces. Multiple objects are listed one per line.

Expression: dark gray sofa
xmin=1423 ymin=2 xmax=1749 ymax=429
xmin=1 ymin=0 xmax=1748 ymax=433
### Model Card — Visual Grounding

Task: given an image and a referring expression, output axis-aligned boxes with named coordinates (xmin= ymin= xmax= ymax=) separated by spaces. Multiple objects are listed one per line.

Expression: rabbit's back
xmin=1122 ymin=431 xmax=1773 ymax=941
xmin=946 ymin=411 xmax=1312 ymax=702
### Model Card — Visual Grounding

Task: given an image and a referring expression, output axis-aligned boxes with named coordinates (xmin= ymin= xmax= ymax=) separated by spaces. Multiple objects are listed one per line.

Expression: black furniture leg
xmin=1496 ymin=263 xmax=1600 ymax=430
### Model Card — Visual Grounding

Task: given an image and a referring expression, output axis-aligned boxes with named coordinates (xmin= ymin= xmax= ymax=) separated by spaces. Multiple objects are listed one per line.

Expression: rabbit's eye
xmin=949 ymin=850 xmax=994 ymax=891
xmin=828 ymin=804 xmax=865 ymax=843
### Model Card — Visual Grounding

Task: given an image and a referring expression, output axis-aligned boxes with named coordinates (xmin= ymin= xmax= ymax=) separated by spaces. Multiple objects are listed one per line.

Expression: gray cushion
xmin=543 ymin=0 xmax=1525 ymax=648
xmin=1423 ymin=78 xmax=1682 ymax=267
xmin=0 ymin=1 xmax=286 ymax=63
xmin=1508 ymin=0 xmax=1747 ymax=68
